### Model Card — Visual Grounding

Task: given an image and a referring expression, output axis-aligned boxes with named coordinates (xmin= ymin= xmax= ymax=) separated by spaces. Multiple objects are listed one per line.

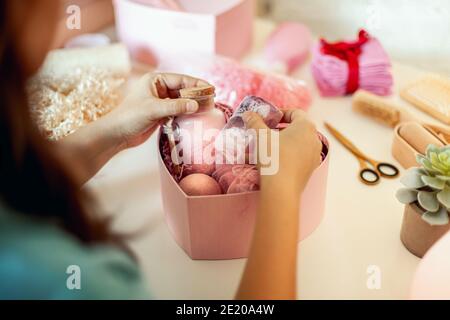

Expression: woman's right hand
xmin=237 ymin=109 xmax=322 ymax=300
xmin=243 ymin=109 xmax=322 ymax=193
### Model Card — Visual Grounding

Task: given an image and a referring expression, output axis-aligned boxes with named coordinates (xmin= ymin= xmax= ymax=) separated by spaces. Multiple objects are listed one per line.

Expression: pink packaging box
xmin=113 ymin=0 xmax=254 ymax=64
xmin=158 ymin=133 xmax=330 ymax=260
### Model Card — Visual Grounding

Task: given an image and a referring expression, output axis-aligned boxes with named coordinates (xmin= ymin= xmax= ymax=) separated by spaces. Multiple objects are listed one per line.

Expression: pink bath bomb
xmin=218 ymin=172 xmax=237 ymax=193
xmin=227 ymin=168 xmax=260 ymax=194
xmin=183 ymin=164 xmax=216 ymax=177
xmin=179 ymin=174 xmax=222 ymax=196
xmin=212 ymin=164 xmax=234 ymax=178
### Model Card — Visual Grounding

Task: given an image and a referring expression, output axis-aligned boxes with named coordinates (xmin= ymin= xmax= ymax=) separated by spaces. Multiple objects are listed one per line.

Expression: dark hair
xmin=0 ymin=1 xmax=112 ymax=244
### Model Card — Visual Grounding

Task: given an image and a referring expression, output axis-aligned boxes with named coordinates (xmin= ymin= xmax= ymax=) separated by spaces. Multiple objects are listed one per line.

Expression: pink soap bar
xmin=263 ymin=22 xmax=312 ymax=74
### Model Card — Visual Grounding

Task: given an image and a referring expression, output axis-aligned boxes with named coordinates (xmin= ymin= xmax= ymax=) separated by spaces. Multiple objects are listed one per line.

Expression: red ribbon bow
xmin=320 ymin=29 xmax=370 ymax=94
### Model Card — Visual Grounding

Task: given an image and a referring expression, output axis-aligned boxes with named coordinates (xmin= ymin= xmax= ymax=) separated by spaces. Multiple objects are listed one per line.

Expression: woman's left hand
xmin=105 ymin=72 xmax=209 ymax=149
xmin=59 ymin=73 xmax=208 ymax=184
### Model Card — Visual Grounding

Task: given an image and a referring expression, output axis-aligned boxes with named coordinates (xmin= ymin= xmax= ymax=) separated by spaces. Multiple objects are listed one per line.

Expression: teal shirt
xmin=0 ymin=204 xmax=150 ymax=299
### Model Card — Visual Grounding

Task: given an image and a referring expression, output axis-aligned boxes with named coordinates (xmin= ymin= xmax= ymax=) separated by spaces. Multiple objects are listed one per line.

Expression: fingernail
xmin=186 ymin=100 xmax=198 ymax=114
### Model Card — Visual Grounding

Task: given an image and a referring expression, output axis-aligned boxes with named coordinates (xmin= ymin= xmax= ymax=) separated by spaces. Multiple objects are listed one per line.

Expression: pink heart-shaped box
xmin=158 ymin=132 xmax=330 ymax=260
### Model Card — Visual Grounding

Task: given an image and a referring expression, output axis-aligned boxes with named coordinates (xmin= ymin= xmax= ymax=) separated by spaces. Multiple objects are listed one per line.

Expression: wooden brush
xmin=352 ymin=90 xmax=417 ymax=127
xmin=352 ymin=90 xmax=449 ymax=145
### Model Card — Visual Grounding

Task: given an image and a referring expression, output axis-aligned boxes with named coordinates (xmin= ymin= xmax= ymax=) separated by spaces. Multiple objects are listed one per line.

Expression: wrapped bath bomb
xmin=179 ymin=174 xmax=222 ymax=196
xmin=226 ymin=96 xmax=284 ymax=129
xmin=212 ymin=165 xmax=237 ymax=193
xmin=215 ymin=96 xmax=283 ymax=165
xmin=228 ymin=168 xmax=260 ymax=194
xmin=212 ymin=165 xmax=259 ymax=194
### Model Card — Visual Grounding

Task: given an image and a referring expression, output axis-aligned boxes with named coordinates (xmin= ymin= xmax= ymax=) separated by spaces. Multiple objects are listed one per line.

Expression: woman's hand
xmin=243 ymin=109 xmax=322 ymax=194
xmin=58 ymin=73 xmax=209 ymax=185
xmin=236 ymin=109 xmax=322 ymax=300
xmin=105 ymin=73 xmax=209 ymax=149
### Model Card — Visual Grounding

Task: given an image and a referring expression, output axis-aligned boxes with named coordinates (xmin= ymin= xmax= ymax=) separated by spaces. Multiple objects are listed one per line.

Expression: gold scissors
xmin=324 ymin=122 xmax=400 ymax=185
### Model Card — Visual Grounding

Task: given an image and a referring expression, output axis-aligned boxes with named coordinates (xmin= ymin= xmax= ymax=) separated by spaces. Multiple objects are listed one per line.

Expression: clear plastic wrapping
xmin=158 ymin=54 xmax=311 ymax=111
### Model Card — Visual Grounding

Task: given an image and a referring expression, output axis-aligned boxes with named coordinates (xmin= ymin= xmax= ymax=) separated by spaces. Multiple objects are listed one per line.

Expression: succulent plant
xmin=396 ymin=145 xmax=450 ymax=226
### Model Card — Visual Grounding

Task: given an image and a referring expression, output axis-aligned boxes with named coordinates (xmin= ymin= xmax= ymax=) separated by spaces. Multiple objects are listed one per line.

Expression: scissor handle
xmin=363 ymin=158 xmax=399 ymax=179
xmin=357 ymin=158 xmax=380 ymax=185
xmin=359 ymin=168 xmax=380 ymax=185
xmin=376 ymin=162 xmax=399 ymax=178
xmin=324 ymin=122 xmax=400 ymax=184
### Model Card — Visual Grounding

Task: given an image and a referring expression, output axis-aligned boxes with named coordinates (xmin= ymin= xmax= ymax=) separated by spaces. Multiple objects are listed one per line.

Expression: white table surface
xmin=87 ymin=19 xmax=445 ymax=299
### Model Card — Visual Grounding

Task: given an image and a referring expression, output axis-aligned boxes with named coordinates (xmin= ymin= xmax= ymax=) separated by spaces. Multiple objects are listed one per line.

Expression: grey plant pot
xmin=400 ymin=203 xmax=450 ymax=258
